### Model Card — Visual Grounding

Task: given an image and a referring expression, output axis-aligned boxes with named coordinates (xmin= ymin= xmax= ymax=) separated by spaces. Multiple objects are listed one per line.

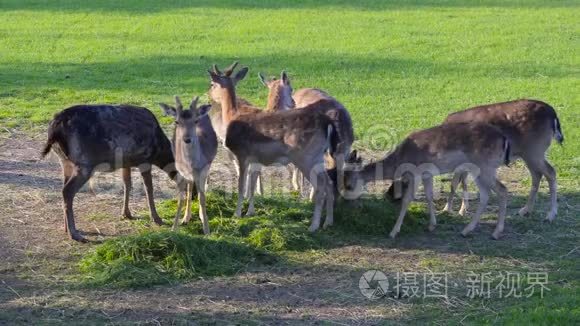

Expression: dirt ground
xmin=0 ymin=131 xmax=404 ymax=325
xmin=0 ymin=130 xmax=576 ymax=325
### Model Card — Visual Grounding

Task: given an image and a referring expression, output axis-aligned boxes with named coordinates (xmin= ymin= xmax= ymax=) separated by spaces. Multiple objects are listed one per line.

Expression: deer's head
xmin=160 ymin=95 xmax=212 ymax=144
xmin=207 ymin=61 xmax=248 ymax=103
xmin=259 ymin=71 xmax=295 ymax=111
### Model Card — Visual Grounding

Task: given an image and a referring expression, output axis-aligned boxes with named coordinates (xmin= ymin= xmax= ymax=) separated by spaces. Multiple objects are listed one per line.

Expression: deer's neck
xmin=220 ymin=87 xmax=238 ymax=126
xmin=359 ymin=153 xmax=397 ymax=184
xmin=266 ymin=90 xmax=283 ymax=111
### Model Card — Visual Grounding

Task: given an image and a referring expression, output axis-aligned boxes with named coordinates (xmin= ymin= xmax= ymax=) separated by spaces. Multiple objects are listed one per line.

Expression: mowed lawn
xmin=0 ymin=0 xmax=579 ymax=324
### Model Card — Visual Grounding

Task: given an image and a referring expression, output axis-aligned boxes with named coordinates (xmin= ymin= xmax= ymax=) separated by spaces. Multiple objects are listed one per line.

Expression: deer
xmin=40 ymin=105 xmax=178 ymax=242
xmin=208 ymin=62 xmax=341 ymax=232
xmin=441 ymin=99 xmax=563 ymax=222
xmin=207 ymin=63 xmax=264 ymax=197
xmin=159 ymin=96 xmax=217 ymax=234
xmin=258 ymin=71 xmax=355 ymax=198
xmin=343 ymin=122 xmax=511 ymax=240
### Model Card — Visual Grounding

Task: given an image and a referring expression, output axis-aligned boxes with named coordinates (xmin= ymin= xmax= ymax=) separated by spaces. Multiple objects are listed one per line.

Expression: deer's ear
xmin=233 ymin=67 xmax=248 ymax=84
xmin=197 ymin=104 xmax=212 ymax=118
xmin=281 ymin=71 xmax=290 ymax=85
xmin=258 ymin=72 xmax=268 ymax=87
xmin=159 ymin=103 xmax=176 ymax=117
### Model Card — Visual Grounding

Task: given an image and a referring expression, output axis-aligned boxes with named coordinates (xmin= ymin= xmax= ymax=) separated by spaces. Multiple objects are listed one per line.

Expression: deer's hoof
xmin=389 ymin=231 xmax=398 ymax=239
xmin=518 ymin=206 xmax=530 ymax=217
xmin=70 ymin=232 xmax=88 ymax=243
xmin=545 ymin=211 xmax=557 ymax=222
xmin=428 ymin=224 xmax=436 ymax=232
xmin=491 ymin=231 xmax=502 ymax=240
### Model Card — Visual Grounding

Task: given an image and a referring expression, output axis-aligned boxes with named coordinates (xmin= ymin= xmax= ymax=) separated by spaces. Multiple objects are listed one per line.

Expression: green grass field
xmin=0 ymin=0 xmax=578 ymax=324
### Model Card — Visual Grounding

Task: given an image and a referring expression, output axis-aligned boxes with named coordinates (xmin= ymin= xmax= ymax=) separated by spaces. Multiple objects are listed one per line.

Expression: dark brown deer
xmin=442 ymin=99 xmax=563 ymax=222
xmin=160 ymin=96 xmax=217 ymax=234
xmin=207 ymin=63 xmax=264 ymax=197
xmin=259 ymin=71 xmax=354 ymax=198
xmin=343 ymin=123 xmax=511 ymax=239
xmin=41 ymin=105 xmax=177 ymax=242
xmin=209 ymin=63 xmax=341 ymax=232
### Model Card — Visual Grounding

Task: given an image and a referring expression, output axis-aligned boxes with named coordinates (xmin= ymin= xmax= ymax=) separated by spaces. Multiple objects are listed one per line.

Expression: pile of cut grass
xmin=79 ymin=189 xmax=430 ymax=288
xmin=79 ymin=230 xmax=275 ymax=288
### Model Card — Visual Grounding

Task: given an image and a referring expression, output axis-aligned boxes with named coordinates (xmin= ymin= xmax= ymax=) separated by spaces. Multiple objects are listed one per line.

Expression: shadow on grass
xmin=2 ymin=54 xmax=574 ymax=96
xmin=1 ymin=0 xmax=576 ymax=14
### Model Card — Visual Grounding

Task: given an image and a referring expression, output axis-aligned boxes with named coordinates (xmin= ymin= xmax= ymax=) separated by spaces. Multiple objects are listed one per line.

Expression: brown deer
xmin=442 ymin=99 xmax=563 ymax=222
xmin=41 ymin=105 xmax=177 ymax=242
xmin=259 ymin=71 xmax=354 ymax=197
xmin=160 ymin=96 xmax=217 ymax=234
xmin=209 ymin=63 xmax=341 ymax=232
xmin=343 ymin=123 xmax=511 ymax=239
xmin=207 ymin=63 xmax=264 ymax=197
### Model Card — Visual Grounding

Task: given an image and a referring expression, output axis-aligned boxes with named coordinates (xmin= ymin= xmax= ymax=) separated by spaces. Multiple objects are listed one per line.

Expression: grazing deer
xmin=209 ymin=63 xmax=341 ymax=232
xmin=160 ymin=96 xmax=217 ymax=234
xmin=41 ymin=105 xmax=177 ymax=242
xmin=259 ymin=72 xmax=355 ymax=197
xmin=207 ymin=63 xmax=264 ymax=197
xmin=343 ymin=123 xmax=511 ymax=240
xmin=442 ymin=99 xmax=563 ymax=222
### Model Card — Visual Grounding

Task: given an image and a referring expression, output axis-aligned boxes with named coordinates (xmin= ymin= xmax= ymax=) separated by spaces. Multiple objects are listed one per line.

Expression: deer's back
xmin=445 ymin=99 xmax=557 ymax=151
xmin=395 ymin=123 xmax=506 ymax=175
xmin=225 ymin=108 xmax=332 ymax=163
xmin=49 ymin=105 xmax=172 ymax=168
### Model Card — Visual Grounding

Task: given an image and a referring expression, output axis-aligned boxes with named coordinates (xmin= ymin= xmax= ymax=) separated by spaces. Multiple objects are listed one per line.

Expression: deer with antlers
xmin=259 ymin=71 xmax=354 ymax=198
xmin=344 ymin=123 xmax=511 ymax=239
xmin=160 ymin=96 xmax=217 ymax=234
xmin=441 ymin=99 xmax=563 ymax=222
xmin=207 ymin=63 xmax=264 ymax=197
xmin=209 ymin=62 xmax=341 ymax=232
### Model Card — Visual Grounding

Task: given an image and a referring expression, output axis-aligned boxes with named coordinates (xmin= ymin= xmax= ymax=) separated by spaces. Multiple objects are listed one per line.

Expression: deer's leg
xmin=121 ymin=167 xmax=133 ymax=219
xmin=299 ymin=162 xmax=324 ymax=232
xmin=172 ymin=187 xmax=184 ymax=231
xmin=235 ymin=162 xmax=247 ymax=218
xmin=322 ymin=173 xmax=334 ymax=229
xmin=390 ymin=177 xmax=415 ymax=239
xmin=256 ymin=172 xmax=263 ymax=196
xmin=541 ymin=159 xmax=558 ymax=222
xmin=458 ymin=172 xmax=469 ymax=216
xmin=519 ymin=160 xmax=543 ymax=217
xmin=491 ymin=179 xmax=508 ymax=240
xmin=190 ymin=181 xmax=198 ymax=201
xmin=139 ymin=167 xmax=163 ymax=225
xmin=461 ymin=176 xmax=491 ymax=237
xmin=62 ymin=167 xmax=91 ymax=242
xmin=182 ymin=182 xmax=193 ymax=224
xmin=197 ymin=169 xmax=210 ymax=235
xmin=60 ymin=160 xmax=74 ymax=233
xmin=423 ymin=177 xmax=437 ymax=232
xmin=246 ymin=169 xmax=259 ymax=216
xmin=442 ymin=173 xmax=460 ymax=213
xmin=291 ymin=165 xmax=301 ymax=191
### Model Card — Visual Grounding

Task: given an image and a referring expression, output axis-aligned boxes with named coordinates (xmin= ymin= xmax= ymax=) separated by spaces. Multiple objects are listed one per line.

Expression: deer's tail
xmin=553 ymin=116 xmax=564 ymax=145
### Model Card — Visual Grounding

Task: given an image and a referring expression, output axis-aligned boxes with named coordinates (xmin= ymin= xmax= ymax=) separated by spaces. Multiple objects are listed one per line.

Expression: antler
xmin=212 ymin=64 xmax=222 ymax=75
xmin=174 ymin=95 xmax=183 ymax=113
xmin=224 ymin=61 xmax=239 ymax=76
xmin=189 ymin=96 xmax=199 ymax=111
